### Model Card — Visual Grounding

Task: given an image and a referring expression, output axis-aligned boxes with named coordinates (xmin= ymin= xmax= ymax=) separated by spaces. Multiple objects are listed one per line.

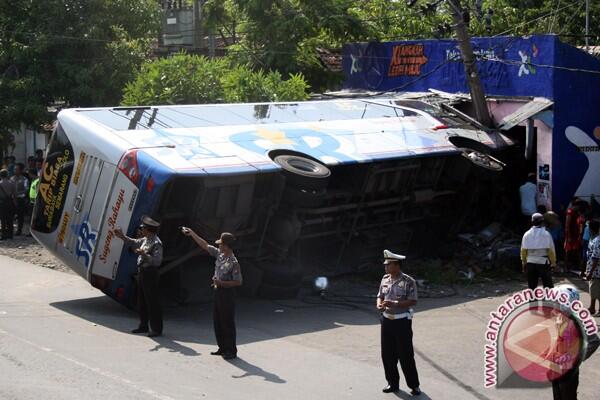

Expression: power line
xmin=547 ymin=0 xmax=562 ymax=33
xmin=0 ymin=28 xmax=118 ymax=43
xmin=493 ymin=1 xmax=582 ymax=37
xmin=479 ymin=55 xmax=600 ymax=75
xmin=1 ymin=5 xmax=592 ymax=52
xmin=557 ymin=1 xmax=586 ymax=36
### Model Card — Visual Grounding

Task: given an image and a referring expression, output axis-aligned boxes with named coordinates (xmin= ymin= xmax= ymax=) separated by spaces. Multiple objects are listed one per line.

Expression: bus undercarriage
xmin=155 ymin=150 xmax=508 ymax=301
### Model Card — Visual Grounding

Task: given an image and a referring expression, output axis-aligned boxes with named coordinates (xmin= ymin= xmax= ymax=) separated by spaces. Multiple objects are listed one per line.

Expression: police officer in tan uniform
xmin=181 ymin=228 xmax=242 ymax=359
xmin=114 ymin=216 xmax=164 ymax=337
xmin=377 ymin=250 xmax=421 ymax=396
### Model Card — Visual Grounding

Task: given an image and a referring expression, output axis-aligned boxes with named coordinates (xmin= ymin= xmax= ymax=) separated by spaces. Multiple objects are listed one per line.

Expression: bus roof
xmin=66 ymin=98 xmax=506 ymax=174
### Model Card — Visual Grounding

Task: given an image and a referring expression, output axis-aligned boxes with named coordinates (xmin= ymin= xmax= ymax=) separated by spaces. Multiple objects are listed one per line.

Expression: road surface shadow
xmin=393 ymin=389 xmax=433 ymax=400
xmin=49 ymin=296 xmax=214 ymax=346
xmin=227 ymin=357 xmax=286 ymax=383
xmin=149 ymin=335 xmax=201 ymax=357
xmin=49 ymin=284 xmax=527 ymax=347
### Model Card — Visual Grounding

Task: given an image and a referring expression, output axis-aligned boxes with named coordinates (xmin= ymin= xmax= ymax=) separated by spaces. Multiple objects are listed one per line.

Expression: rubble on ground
xmin=0 ymin=232 xmax=72 ymax=274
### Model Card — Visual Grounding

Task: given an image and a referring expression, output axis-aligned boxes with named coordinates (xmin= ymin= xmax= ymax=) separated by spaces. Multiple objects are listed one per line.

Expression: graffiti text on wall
xmin=388 ymin=45 xmax=428 ymax=77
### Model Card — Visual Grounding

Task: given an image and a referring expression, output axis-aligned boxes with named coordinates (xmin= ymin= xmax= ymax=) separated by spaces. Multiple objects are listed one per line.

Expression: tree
xmin=202 ymin=0 xmax=373 ymax=90
xmin=0 ymin=0 xmax=161 ymax=155
xmin=201 ymin=0 xmax=599 ymax=94
xmin=121 ymin=53 xmax=309 ymax=105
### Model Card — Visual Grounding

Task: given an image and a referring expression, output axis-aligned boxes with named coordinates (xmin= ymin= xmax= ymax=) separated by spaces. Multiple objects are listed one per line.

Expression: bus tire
xmin=273 ymin=154 xmax=330 ymax=190
xmin=258 ymin=259 xmax=303 ymax=287
xmin=257 ymin=282 xmax=302 ymax=299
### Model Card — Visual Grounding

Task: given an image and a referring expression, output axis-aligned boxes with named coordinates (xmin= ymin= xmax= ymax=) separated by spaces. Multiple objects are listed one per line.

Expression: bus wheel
xmin=273 ymin=154 xmax=331 ymax=190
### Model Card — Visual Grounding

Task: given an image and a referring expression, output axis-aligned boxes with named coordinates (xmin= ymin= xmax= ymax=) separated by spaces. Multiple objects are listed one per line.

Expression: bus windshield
xmin=31 ymin=124 xmax=75 ymax=233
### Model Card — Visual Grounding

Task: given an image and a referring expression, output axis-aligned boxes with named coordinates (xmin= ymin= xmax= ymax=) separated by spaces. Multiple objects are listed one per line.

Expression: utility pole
xmin=446 ymin=0 xmax=493 ymax=127
xmin=208 ymin=31 xmax=216 ymax=58
xmin=193 ymin=0 xmax=205 ymax=50
xmin=585 ymin=0 xmax=590 ymax=51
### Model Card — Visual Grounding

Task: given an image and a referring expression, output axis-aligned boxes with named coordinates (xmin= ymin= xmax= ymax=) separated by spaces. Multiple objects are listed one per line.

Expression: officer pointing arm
xmin=180 ymin=227 xmax=242 ymax=359
xmin=180 ymin=227 xmax=241 ymax=289
xmin=180 ymin=227 xmax=210 ymax=252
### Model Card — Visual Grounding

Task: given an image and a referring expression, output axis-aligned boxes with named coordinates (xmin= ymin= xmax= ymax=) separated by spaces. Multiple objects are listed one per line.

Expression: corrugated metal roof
xmin=578 ymin=46 xmax=600 ymax=58
xmin=498 ymin=97 xmax=553 ymax=130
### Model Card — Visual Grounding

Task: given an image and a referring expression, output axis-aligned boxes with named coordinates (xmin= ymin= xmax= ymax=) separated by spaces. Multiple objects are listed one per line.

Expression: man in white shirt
xmin=521 ymin=213 xmax=556 ymax=289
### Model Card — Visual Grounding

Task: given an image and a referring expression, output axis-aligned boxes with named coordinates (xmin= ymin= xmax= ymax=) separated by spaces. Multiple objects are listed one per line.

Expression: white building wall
xmin=10 ymin=124 xmax=49 ymax=162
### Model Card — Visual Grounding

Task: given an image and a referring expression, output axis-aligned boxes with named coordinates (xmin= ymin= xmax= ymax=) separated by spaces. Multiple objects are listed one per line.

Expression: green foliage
xmin=121 ymin=53 xmax=309 ymax=106
xmin=122 ymin=54 xmax=227 ymax=105
xmin=208 ymin=0 xmax=599 ymax=92
xmin=221 ymin=0 xmax=373 ymax=90
xmin=2 ymin=0 xmax=598 ymax=158
xmin=222 ymin=67 xmax=309 ymax=103
xmin=0 ymin=0 xmax=161 ymax=154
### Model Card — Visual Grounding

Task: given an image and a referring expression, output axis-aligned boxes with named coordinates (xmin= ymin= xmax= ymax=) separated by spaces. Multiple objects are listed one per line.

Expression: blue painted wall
xmin=343 ymin=35 xmax=600 ymax=212
xmin=342 ymin=35 xmax=556 ymax=98
xmin=552 ymin=41 xmax=600 ymax=211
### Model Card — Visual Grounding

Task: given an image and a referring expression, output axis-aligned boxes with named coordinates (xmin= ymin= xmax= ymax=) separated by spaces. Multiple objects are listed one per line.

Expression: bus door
xmin=90 ymin=163 xmax=139 ymax=281
xmin=60 ymin=154 xmax=117 ymax=276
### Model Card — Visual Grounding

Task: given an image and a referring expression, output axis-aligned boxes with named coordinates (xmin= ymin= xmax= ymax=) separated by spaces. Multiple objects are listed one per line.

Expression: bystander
xmin=521 ymin=213 xmax=556 ymax=289
xmin=519 ymin=173 xmax=537 ymax=230
xmin=0 ymin=169 xmax=16 ymax=240
xmin=10 ymin=163 xmax=29 ymax=236
xmin=584 ymin=220 xmax=600 ymax=316
xmin=564 ymin=199 xmax=585 ymax=273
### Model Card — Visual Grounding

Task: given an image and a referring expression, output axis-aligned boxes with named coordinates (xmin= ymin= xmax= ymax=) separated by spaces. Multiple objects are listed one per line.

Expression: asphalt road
xmin=0 ymin=255 xmax=598 ymax=400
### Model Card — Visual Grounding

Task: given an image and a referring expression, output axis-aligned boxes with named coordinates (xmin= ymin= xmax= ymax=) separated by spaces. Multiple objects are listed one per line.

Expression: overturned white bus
xmin=32 ymin=97 xmax=513 ymax=305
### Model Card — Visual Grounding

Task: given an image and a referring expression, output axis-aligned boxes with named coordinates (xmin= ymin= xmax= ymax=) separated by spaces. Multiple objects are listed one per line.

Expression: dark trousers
xmin=381 ymin=317 xmax=420 ymax=390
xmin=527 ymin=263 xmax=554 ymax=289
xmin=213 ymin=288 xmax=237 ymax=355
xmin=0 ymin=203 xmax=14 ymax=239
xmin=137 ymin=266 xmax=163 ymax=334
xmin=552 ymin=368 xmax=578 ymax=400
xmin=15 ymin=197 xmax=27 ymax=233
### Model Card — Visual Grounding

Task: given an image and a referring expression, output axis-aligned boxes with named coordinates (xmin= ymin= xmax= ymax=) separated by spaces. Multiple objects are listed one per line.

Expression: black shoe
xmin=131 ymin=327 xmax=149 ymax=334
xmin=411 ymin=387 xmax=422 ymax=396
xmin=210 ymin=350 xmax=224 ymax=356
xmin=382 ymin=385 xmax=399 ymax=393
xmin=222 ymin=353 xmax=237 ymax=360
xmin=147 ymin=331 xmax=162 ymax=338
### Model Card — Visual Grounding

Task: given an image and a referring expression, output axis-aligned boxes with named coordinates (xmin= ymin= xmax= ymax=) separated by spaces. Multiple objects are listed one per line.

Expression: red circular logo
xmin=502 ymin=305 xmax=582 ymax=382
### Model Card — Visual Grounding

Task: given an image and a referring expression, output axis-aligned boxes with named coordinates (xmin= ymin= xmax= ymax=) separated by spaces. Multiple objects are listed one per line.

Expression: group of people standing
xmin=520 ymin=194 xmax=600 ymax=315
xmin=113 ymin=217 xmax=242 ymax=360
xmin=113 ymin=215 xmax=421 ymax=394
xmin=520 ymin=174 xmax=599 ymax=272
xmin=0 ymin=153 xmax=42 ymax=240
xmin=517 ymin=173 xmax=600 ymax=400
